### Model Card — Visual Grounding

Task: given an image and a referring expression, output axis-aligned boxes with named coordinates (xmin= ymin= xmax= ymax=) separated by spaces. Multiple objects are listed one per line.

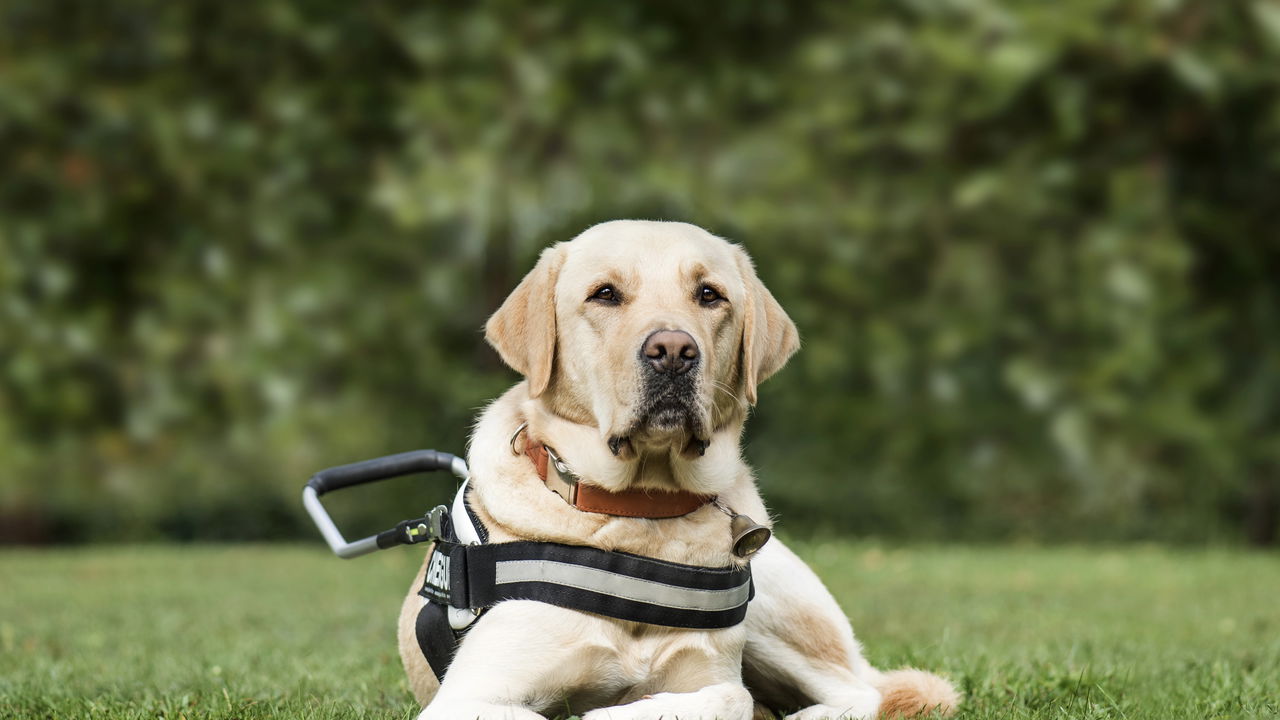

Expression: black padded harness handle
xmin=307 ymin=449 xmax=459 ymax=496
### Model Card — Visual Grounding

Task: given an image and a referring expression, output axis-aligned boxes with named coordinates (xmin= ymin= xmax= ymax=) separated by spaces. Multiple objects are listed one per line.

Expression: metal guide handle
xmin=302 ymin=449 xmax=469 ymax=559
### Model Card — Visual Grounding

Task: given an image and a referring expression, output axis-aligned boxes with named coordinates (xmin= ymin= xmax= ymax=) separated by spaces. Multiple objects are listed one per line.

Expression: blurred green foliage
xmin=2 ymin=1 xmax=1278 ymax=544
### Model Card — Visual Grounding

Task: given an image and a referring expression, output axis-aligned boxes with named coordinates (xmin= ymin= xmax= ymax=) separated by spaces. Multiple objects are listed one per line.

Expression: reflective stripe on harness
xmin=431 ymin=540 xmax=753 ymax=629
xmin=414 ymin=483 xmax=753 ymax=681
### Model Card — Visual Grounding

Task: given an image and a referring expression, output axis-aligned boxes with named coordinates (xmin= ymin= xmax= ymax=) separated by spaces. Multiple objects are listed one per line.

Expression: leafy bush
xmin=2 ymin=1 xmax=1277 ymax=543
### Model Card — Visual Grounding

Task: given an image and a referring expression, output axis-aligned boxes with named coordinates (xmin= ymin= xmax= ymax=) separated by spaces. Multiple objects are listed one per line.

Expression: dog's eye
xmin=588 ymin=285 xmax=620 ymax=304
xmin=698 ymin=286 xmax=723 ymax=306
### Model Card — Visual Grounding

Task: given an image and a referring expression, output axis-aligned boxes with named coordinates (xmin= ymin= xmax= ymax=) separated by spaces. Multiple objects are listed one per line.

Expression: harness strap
xmin=433 ymin=540 xmax=752 ymax=630
xmin=414 ymin=600 xmax=460 ymax=680
xmin=451 ymin=478 xmax=487 ymax=544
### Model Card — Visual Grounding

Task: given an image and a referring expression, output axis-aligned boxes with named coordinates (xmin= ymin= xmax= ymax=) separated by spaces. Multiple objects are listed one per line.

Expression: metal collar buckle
xmin=543 ymin=446 xmax=580 ymax=504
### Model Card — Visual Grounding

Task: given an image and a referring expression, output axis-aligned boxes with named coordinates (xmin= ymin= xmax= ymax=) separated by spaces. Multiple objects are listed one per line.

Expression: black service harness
xmin=303 ymin=449 xmax=754 ymax=680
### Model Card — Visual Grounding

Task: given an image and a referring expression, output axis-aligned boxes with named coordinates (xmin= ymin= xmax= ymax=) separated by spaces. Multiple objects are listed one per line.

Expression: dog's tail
xmin=869 ymin=667 xmax=961 ymax=718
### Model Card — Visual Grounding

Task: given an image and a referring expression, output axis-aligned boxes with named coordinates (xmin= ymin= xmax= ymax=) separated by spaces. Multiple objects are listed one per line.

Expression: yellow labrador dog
xmin=398 ymin=221 xmax=958 ymax=720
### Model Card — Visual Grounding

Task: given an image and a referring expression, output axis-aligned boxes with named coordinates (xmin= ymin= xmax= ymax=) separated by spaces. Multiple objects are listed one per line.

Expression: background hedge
xmin=2 ymin=0 xmax=1278 ymax=544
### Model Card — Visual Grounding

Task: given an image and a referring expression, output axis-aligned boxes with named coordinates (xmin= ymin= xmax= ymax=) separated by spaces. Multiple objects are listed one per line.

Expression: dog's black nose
xmin=642 ymin=330 xmax=699 ymax=376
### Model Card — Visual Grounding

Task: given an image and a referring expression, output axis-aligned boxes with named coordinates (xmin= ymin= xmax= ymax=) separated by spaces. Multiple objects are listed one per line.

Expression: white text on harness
xmin=426 ymin=549 xmax=450 ymax=596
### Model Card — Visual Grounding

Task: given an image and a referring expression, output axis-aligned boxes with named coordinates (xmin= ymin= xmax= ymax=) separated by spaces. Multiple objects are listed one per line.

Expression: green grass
xmin=1 ymin=542 xmax=1276 ymax=719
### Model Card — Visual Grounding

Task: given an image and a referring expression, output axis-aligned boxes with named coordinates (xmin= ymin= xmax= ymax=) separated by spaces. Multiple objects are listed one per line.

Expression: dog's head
xmin=485 ymin=220 xmax=798 ymax=459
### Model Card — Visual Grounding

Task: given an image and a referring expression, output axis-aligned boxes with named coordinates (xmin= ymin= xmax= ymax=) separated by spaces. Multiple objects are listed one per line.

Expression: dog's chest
xmin=554 ymin=624 xmax=744 ymax=714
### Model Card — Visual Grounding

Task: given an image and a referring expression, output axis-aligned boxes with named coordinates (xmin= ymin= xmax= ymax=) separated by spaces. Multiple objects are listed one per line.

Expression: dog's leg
xmin=742 ymin=541 xmax=958 ymax=719
xmin=741 ymin=540 xmax=879 ymax=719
xmin=581 ymin=682 xmax=754 ymax=720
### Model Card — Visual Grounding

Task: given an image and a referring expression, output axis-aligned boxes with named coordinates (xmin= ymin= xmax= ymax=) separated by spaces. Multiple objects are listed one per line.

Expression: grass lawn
xmin=1 ymin=541 xmax=1276 ymax=719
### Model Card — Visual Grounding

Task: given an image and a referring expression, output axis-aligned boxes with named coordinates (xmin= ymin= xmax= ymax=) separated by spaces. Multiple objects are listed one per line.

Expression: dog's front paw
xmin=582 ymin=697 xmax=670 ymax=720
xmin=784 ymin=692 xmax=880 ymax=720
xmin=418 ymin=701 xmax=546 ymax=720
xmin=583 ymin=682 xmax=753 ymax=720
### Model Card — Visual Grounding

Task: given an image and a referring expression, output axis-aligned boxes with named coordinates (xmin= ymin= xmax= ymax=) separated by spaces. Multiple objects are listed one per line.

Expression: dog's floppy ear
xmin=485 ymin=244 xmax=566 ymax=397
xmin=734 ymin=246 xmax=800 ymax=405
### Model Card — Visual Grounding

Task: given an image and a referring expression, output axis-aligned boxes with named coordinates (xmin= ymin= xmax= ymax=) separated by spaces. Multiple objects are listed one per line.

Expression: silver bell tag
xmin=713 ymin=499 xmax=772 ymax=558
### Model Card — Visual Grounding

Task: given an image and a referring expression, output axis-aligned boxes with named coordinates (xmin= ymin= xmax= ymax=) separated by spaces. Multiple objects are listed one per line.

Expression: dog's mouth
xmin=608 ymin=375 xmax=709 ymax=459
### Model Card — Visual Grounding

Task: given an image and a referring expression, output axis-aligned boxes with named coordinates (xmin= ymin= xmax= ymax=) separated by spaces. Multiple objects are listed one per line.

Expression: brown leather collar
xmin=524 ymin=441 xmax=712 ymax=518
